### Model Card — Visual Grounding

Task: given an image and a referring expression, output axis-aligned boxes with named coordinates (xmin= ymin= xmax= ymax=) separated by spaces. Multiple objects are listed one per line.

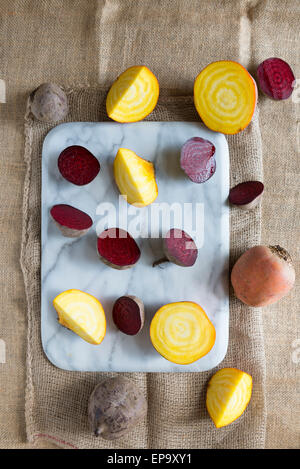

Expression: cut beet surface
xmin=257 ymin=58 xmax=295 ymax=100
xmin=58 ymin=145 xmax=100 ymax=185
xmin=50 ymin=204 xmax=93 ymax=237
xmin=112 ymin=296 xmax=145 ymax=335
xmin=229 ymin=181 xmax=264 ymax=210
xmin=97 ymin=228 xmax=141 ymax=270
xmin=153 ymin=228 xmax=198 ymax=267
xmin=180 ymin=137 xmax=216 ymax=183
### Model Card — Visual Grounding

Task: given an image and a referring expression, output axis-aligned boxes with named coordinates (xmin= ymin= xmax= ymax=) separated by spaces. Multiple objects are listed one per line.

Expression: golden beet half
xmin=194 ymin=61 xmax=257 ymax=134
xmin=53 ymin=289 xmax=106 ymax=345
xmin=106 ymin=66 xmax=159 ymax=122
xmin=114 ymin=148 xmax=158 ymax=207
xmin=206 ymin=368 xmax=252 ymax=428
xmin=150 ymin=301 xmax=216 ymax=365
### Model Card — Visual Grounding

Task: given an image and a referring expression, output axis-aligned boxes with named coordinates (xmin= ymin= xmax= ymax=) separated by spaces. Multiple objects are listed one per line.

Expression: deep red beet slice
xmin=58 ymin=145 xmax=100 ymax=185
xmin=180 ymin=137 xmax=216 ymax=183
xmin=229 ymin=181 xmax=264 ymax=210
xmin=257 ymin=58 xmax=295 ymax=100
xmin=50 ymin=204 xmax=93 ymax=237
xmin=112 ymin=296 xmax=144 ymax=335
xmin=153 ymin=228 xmax=198 ymax=267
xmin=97 ymin=228 xmax=141 ymax=270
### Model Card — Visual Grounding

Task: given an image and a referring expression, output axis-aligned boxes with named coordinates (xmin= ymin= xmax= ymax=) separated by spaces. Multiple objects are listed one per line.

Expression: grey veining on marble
xmin=41 ymin=121 xmax=229 ymax=372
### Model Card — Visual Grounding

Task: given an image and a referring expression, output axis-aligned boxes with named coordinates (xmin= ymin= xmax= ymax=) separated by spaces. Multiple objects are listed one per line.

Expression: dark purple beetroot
xmin=153 ymin=228 xmax=198 ymax=267
xmin=97 ymin=228 xmax=141 ymax=270
xmin=58 ymin=145 xmax=100 ymax=185
xmin=229 ymin=181 xmax=264 ymax=210
xmin=180 ymin=137 xmax=216 ymax=183
xmin=112 ymin=296 xmax=144 ymax=335
xmin=50 ymin=204 xmax=93 ymax=237
xmin=257 ymin=58 xmax=295 ymax=100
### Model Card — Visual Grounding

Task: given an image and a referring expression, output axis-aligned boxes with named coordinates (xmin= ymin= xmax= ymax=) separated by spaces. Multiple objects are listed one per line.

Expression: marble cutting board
xmin=41 ymin=121 xmax=229 ymax=372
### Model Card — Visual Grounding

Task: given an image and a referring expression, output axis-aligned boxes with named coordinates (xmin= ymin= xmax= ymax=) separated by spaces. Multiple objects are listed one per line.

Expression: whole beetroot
xmin=30 ymin=83 xmax=68 ymax=122
xmin=88 ymin=377 xmax=147 ymax=440
xmin=231 ymin=245 xmax=295 ymax=307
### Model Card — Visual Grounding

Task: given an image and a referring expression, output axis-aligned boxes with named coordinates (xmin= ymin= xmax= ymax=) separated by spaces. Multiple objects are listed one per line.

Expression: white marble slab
xmin=41 ymin=122 xmax=229 ymax=372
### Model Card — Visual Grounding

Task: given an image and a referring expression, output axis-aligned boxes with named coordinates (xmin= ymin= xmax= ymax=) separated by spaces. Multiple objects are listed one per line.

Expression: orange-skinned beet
xmin=231 ymin=245 xmax=295 ymax=307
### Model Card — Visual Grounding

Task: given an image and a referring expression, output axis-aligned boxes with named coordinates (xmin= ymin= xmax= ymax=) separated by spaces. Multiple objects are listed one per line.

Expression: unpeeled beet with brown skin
xmin=50 ymin=204 xmax=93 ymax=238
xmin=231 ymin=245 xmax=295 ymax=307
xmin=112 ymin=296 xmax=144 ymax=335
xmin=88 ymin=376 xmax=147 ymax=440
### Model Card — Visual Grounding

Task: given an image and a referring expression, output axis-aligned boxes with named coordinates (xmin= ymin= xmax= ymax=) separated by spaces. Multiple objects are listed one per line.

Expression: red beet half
xmin=180 ymin=137 xmax=216 ymax=183
xmin=153 ymin=228 xmax=198 ymax=267
xmin=50 ymin=204 xmax=93 ymax=237
xmin=112 ymin=296 xmax=145 ymax=335
xmin=257 ymin=58 xmax=295 ymax=100
xmin=58 ymin=145 xmax=100 ymax=185
xmin=229 ymin=181 xmax=264 ymax=210
xmin=97 ymin=228 xmax=141 ymax=270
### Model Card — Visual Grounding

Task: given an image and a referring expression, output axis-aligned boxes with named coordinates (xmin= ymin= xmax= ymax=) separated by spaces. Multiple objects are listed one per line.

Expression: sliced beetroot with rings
xmin=50 ymin=204 xmax=93 ymax=237
xmin=180 ymin=137 xmax=216 ymax=183
xmin=58 ymin=145 xmax=100 ymax=185
xmin=97 ymin=228 xmax=141 ymax=270
xmin=257 ymin=58 xmax=295 ymax=100
xmin=229 ymin=181 xmax=264 ymax=210
xmin=112 ymin=296 xmax=145 ymax=335
xmin=153 ymin=228 xmax=198 ymax=267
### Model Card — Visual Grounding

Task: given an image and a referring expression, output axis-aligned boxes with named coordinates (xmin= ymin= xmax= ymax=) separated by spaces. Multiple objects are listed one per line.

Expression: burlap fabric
xmin=20 ymin=89 xmax=265 ymax=449
xmin=0 ymin=0 xmax=299 ymax=449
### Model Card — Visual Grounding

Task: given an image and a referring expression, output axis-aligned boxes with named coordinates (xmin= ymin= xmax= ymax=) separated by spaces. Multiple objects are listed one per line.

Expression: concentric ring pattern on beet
xmin=257 ymin=58 xmax=295 ymax=100
xmin=180 ymin=137 xmax=216 ymax=183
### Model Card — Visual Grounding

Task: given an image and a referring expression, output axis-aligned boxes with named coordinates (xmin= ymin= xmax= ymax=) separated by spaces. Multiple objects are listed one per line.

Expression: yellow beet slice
xmin=106 ymin=66 xmax=159 ymax=122
xmin=150 ymin=302 xmax=216 ymax=365
xmin=194 ymin=61 xmax=257 ymax=134
xmin=53 ymin=289 xmax=106 ymax=345
xmin=114 ymin=148 xmax=158 ymax=207
xmin=206 ymin=368 xmax=253 ymax=428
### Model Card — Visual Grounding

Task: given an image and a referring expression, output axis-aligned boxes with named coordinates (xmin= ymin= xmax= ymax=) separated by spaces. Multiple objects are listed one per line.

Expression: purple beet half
xmin=58 ymin=145 xmax=100 ymax=185
xmin=50 ymin=204 xmax=93 ymax=237
xmin=257 ymin=58 xmax=295 ymax=100
xmin=180 ymin=137 xmax=216 ymax=183
xmin=229 ymin=181 xmax=264 ymax=210
xmin=153 ymin=228 xmax=198 ymax=267
xmin=97 ymin=228 xmax=141 ymax=270
xmin=112 ymin=296 xmax=144 ymax=335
